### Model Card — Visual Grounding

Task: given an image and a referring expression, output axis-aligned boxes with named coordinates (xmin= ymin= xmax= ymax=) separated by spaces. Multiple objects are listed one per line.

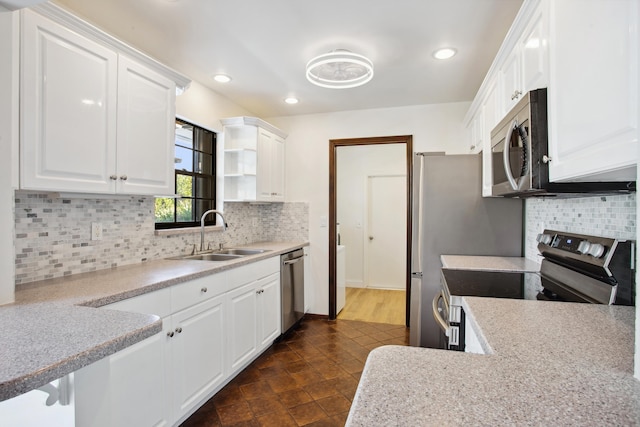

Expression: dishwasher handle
xmin=432 ymin=291 xmax=449 ymax=336
xmin=282 ymin=257 xmax=303 ymax=266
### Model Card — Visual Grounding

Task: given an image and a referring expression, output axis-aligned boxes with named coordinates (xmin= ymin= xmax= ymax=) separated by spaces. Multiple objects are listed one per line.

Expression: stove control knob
xmin=577 ymin=240 xmax=592 ymax=254
xmin=536 ymin=233 xmax=553 ymax=245
xmin=588 ymin=243 xmax=606 ymax=258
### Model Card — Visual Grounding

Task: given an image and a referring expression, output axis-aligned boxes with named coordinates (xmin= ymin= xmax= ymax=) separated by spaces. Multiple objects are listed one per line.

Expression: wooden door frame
xmin=328 ymin=135 xmax=413 ymax=325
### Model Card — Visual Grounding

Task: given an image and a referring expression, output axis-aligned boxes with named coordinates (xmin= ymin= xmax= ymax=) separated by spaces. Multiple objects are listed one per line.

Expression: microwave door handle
xmin=432 ymin=291 xmax=449 ymax=335
xmin=502 ymin=120 xmax=519 ymax=190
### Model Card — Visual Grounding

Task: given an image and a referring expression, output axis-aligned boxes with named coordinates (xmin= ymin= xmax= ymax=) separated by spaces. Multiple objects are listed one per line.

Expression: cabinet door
xmin=21 ymin=10 xmax=118 ymax=193
xmin=256 ymin=129 xmax=273 ymax=201
xmin=171 ymin=295 xmax=226 ymax=422
xmin=116 ymin=55 xmax=176 ymax=195
xmin=548 ymin=0 xmax=638 ymax=181
xmin=109 ymin=326 xmax=172 ymax=427
xmin=481 ymin=79 xmax=499 ymax=197
xmin=225 ymin=281 xmax=258 ymax=375
xmin=270 ymin=135 xmax=285 ymax=201
xmin=499 ymin=48 xmax=522 ymax=115
xmin=520 ymin=4 xmax=547 ymax=93
xmin=257 ymin=273 xmax=281 ymax=351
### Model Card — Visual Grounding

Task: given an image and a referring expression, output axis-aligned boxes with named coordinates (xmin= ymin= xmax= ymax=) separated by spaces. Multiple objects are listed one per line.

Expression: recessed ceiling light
xmin=433 ymin=48 xmax=457 ymax=60
xmin=213 ymin=74 xmax=232 ymax=83
xmin=284 ymin=97 xmax=299 ymax=105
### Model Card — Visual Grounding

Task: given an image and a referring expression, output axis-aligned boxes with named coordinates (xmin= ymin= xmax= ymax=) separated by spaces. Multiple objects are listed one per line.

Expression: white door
xmin=366 ymin=175 xmax=406 ymax=290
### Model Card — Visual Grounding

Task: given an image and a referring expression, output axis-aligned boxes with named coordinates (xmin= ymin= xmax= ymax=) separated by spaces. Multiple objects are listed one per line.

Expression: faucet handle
xmin=190 ymin=244 xmax=197 ymax=255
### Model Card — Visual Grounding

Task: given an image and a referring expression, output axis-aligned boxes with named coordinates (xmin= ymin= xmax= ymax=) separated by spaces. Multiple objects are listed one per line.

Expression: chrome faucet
xmin=200 ymin=209 xmax=227 ymax=252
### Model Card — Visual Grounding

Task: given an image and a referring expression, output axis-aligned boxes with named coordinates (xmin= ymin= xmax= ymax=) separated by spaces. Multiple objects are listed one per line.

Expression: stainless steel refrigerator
xmin=409 ymin=153 xmax=523 ymax=348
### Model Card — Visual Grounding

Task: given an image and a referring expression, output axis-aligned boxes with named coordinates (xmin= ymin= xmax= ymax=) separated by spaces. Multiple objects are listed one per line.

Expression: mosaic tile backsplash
xmin=14 ymin=192 xmax=308 ymax=285
xmin=524 ymin=194 xmax=636 ymax=261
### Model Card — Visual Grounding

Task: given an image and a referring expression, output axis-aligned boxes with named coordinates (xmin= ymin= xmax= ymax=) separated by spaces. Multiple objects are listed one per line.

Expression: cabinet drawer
xmin=227 ymin=257 xmax=280 ymax=289
xmin=171 ymin=272 xmax=227 ymax=313
xmin=104 ymin=287 xmax=171 ymax=318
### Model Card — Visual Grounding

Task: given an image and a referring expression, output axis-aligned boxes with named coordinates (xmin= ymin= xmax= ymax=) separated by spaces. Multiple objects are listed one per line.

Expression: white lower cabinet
xmin=226 ymin=271 xmax=281 ymax=376
xmin=77 ymin=258 xmax=282 ymax=426
xmin=170 ymin=295 xmax=226 ymax=423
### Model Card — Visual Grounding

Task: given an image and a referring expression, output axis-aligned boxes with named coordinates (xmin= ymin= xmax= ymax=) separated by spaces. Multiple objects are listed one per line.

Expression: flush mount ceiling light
xmin=306 ymin=49 xmax=374 ymax=89
xmin=284 ymin=97 xmax=299 ymax=104
xmin=432 ymin=48 xmax=457 ymax=60
xmin=213 ymin=74 xmax=232 ymax=83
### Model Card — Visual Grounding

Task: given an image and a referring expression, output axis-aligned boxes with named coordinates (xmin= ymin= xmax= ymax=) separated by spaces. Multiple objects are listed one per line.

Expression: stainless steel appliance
xmin=281 ymin=249 xmax=305 ymax=334
xmin=491 ymin=88 xmax=634 ymax=197
xmin=437 ymin=230 xmax=635 ymax=351
xmin=409 ymin=153 xmax=524 ymax=348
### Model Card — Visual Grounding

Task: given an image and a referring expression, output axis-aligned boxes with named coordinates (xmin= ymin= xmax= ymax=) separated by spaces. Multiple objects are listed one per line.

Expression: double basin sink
xmin=169 ymin=248 xmax=270 ymax=262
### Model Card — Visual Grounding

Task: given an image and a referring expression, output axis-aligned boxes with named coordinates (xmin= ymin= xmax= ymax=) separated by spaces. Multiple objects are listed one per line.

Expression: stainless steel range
xmin=435 ymin=230 xmax=635 ymax=351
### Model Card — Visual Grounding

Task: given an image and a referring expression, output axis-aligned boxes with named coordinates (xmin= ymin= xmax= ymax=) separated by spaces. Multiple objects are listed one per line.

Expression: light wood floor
xmin=337 ymin=287 xmax=406 ymax=325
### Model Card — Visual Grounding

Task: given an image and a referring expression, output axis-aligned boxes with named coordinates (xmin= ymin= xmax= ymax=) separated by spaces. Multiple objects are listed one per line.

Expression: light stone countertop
xmin=346 ymin=297 xmax=640 ymax=426
xmin=441 ymin=255 xmax=541 ymax=272
xmin=0 ymin=241 xmax=306 ymax=401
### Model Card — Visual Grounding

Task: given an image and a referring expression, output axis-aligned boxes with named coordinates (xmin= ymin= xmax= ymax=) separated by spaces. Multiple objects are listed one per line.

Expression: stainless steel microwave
xmin=491 ymin=88 xmax=548 ymax=197
xmin=490 ymin=88 xmax=635 ymax=197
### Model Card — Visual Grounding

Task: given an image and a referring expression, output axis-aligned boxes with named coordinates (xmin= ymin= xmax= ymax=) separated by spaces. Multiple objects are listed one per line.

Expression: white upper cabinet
xmin=222 ymin=116 xmax=287 ymax=202
xmin=116 ymin=56 xmax=175 ymax=195
xmin=19 ymin=5 xmax=189 ymax=195
xmin=21 ymin=10 xmax=118 ymax=193
xmin=547 ymin=0 xmax=638 ymax=182
xmin=465 ymin=0 xmax=636 ymax=190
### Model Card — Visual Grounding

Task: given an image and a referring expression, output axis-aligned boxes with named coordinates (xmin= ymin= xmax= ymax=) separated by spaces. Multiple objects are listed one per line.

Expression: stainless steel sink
xmin=167 ymin=248 xmax=269 ymax=262
xmin=217 ymin=248 xmax=270 ymax=256
xmin=170 ymin=253 xmax=243 ymax=262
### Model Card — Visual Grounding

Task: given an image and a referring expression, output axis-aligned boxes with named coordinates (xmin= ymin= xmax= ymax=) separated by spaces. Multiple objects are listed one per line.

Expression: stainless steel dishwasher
xmin=281 ymin=248 xmax=305 ymax=334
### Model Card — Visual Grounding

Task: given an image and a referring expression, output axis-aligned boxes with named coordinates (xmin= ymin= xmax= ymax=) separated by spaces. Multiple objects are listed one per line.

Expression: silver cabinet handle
xmin=120 ymin=175 xmax=128 ymax=181
xmin=109 ymin=175 xmax=117 ymax=180
xmin=201 ymin=287 xmax=208 ymax=293
xmin=432 ymin=291 xmax=449 ymax=334
xmin=175 ymin=327 xmax=182 ymax=334
xmin=167 ymin=331 xmax=174 ymax=338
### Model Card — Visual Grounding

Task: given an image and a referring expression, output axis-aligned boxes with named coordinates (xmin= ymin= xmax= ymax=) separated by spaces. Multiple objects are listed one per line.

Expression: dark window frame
xmin=155 ymin=119 xmax=218 ymax=230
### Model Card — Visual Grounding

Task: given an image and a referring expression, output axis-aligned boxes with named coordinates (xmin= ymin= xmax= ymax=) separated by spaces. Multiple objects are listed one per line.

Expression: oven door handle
xmin=503 ymin=120 xmax=519 ymax=191
xmin=432 ymin=291 xmax=449 ymax=336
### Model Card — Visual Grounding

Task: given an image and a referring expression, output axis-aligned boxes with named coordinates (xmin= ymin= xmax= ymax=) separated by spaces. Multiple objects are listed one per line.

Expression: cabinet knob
xmin=201 ymin=287 xmax=208 ymax=293
xmin=167 ymin=331 xmax=174 ymax=338
xmin=109 ymin=175 xmax=118 ymax=180
xmin=120 ymin=175 xmax=128 ymax=181
xmin=175 ymin=327 xmax=183 ymax=334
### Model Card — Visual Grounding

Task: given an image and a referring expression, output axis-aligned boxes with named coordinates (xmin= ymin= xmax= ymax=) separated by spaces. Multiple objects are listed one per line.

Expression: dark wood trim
xmin=328 ymin=135 xmax=413 ymax=325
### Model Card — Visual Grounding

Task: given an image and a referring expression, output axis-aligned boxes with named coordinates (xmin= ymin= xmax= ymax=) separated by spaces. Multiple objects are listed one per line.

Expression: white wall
xmin=267 ymin=102 xmax=470 ymax=315
xmin=336 ymin=144 xmax=406 ymax=287
xmin=0 ymin=10 xmax=18 ymax=305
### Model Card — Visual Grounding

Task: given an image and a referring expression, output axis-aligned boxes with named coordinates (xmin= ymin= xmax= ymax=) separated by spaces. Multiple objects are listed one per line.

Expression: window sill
xmin=154 ymin=225 xmax=225 ymax=236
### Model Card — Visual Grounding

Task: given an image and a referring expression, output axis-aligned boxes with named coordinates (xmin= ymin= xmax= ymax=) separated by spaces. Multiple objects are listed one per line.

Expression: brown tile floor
xmin=180 ymin=317 xmax=409 ymax=427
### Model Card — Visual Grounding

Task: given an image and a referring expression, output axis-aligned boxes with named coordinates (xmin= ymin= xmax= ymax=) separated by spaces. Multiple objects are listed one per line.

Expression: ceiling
xmin=53 ymin=0 xmax=523 ymax=117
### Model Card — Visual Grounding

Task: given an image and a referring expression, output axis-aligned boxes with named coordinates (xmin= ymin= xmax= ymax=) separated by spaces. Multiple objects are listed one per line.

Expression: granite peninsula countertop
xmin=347 ymin=297 xmax=640 ymax=426
xmin=441 ymin=255 xmax=541 ymax=272
xmin=0 ymin=241 xmax=306 ymax=401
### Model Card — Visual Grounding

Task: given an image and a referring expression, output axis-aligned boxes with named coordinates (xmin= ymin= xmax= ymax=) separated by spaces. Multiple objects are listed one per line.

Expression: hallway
xmin=337 ymin=288 xmax=405 ymax=325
